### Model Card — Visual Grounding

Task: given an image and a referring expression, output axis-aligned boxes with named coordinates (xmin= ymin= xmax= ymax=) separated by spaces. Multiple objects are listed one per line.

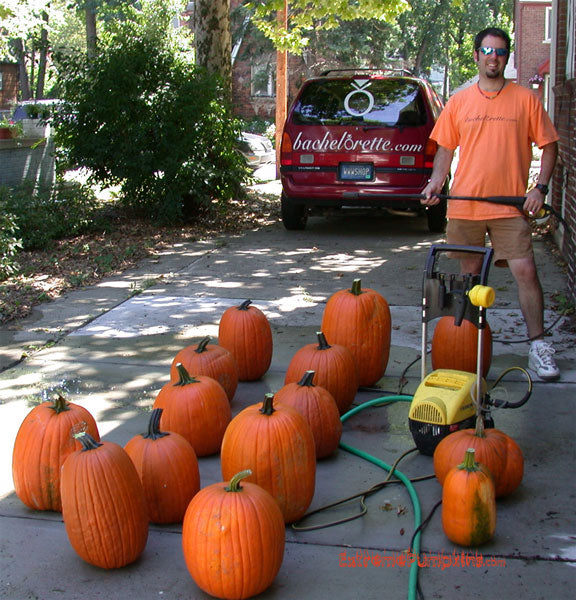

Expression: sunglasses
xmin=478 ymin=46 xmax=509 ymax=57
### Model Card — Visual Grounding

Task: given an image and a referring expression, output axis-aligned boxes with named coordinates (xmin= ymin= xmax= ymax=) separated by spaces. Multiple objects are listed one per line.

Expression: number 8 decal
xmin=344 ymin=79 xmax=374 ymax=117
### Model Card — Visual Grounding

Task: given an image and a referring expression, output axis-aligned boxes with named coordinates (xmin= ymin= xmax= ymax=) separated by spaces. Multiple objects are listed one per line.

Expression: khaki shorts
xmin=446 ymin=217 xmax=534 ymax=267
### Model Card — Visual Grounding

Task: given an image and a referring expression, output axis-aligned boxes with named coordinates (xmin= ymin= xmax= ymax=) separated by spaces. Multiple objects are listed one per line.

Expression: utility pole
xmin=275 ymin=1 xmax=288 ymax=178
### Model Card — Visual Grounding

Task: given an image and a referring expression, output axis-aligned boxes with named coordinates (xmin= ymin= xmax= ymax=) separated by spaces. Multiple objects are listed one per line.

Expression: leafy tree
xmin=1 ymin=0 xmax=55 ymax=99
xmin=53 ymin=0 xmax=248 ymax=222
xmin=241 ymin=0 xmax=513 ymax=96
xmin=396 ymin=0 xmax=513 ymax=91
xmin=247 ymin=0 xmax=408 ymax=52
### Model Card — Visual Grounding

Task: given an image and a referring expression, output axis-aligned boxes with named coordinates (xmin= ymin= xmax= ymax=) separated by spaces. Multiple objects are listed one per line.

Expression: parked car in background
xmin=11 ymin=99 xmax=62 ymax=121
xmin=279 ymin=69 xmax=447 ymax=231
xmin=238 ymin=132 xmax=275 ymax=169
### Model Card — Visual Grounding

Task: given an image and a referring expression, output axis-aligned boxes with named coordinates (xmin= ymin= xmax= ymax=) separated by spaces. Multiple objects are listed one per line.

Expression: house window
xmin=251 ymin=64 xmax=275 ymax=98
xmin=0 ymin=72 xmax=3 ymax=91
xmin=544 ymin=6 xmax=552 ymax=43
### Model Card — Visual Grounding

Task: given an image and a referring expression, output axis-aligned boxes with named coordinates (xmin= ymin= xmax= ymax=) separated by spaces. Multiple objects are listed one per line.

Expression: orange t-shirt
xmin=430 ymin=82 xmax=559 ymax=219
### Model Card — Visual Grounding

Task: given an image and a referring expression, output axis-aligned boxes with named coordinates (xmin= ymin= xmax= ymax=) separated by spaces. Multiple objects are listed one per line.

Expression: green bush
xmin=53 ymin=2 xmax=249 ymax=224
xmin=0 ymin=210 xmax=22 ymax=280
xmin=0 ymin=182 xmax=104 ymax=251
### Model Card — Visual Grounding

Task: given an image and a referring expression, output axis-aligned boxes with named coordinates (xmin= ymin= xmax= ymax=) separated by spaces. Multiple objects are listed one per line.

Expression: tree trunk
xmin=12 ymin=38 xmax=32 ymax=100
xmin=194 ymin=0 xmax=232 ymax=100
xmin=85 ymin=7 xmax=97 ymax=59
xmin=36 ymin=10 xmax=50 ymax=99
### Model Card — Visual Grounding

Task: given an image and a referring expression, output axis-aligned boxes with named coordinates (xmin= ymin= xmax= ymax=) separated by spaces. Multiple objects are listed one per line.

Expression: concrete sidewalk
xmin=1 ymin=191 xmax=574 ymax=600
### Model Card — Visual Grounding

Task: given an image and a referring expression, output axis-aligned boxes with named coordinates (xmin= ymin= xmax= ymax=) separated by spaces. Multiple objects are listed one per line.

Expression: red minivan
xmin=280 ymin=69 xmax=447 ymax=231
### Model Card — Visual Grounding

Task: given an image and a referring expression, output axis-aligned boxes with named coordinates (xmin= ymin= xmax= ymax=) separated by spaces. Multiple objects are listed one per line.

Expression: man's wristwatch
xmin=535 ymin=183 xmax=549 ymax=195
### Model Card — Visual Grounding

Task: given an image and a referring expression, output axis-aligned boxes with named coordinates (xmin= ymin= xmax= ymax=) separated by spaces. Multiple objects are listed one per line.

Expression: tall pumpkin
xmin=431 ymin=316 xmax=493 ymax=376
xmin=433 ymin=416 xmax=524 ymax=498
xmin=60 ymin=432 xmax=149 ymax=569
xmin=171 ymin=336 xmax=238 ymax=401
xmin=275 ymin=370 xmax=342 ymax=459
xmin=441 ymin=448 xmax=496 ymax=547
xmin=12 ymin=394 xmax=100 ymax=512
xmin=284 ymin=331 xmax=358 ymax=414
xmin=124 ymin=408 xmax=200 ymax=524
xmin=220 ymin=393 xmax=316 ymax=523
xmin=218 ymin=299 xmax=273 ymax=381
xmin=321 ymin=278 xmax=391 ymax=386
xmin=154 ymin=363 xmax=231 ymax=457
xmin=182 ymin=470 xmax=285 ymax=600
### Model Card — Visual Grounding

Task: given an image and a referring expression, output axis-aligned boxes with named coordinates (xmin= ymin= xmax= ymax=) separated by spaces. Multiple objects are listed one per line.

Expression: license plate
xmin=338 ymin=163 xmax=374 ymax=181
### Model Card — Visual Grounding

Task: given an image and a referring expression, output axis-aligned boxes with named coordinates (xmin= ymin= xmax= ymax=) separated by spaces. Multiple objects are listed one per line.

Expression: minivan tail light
xmin=424 ymin=138 xmax=437 ymax=169
xmin=281 ymin=132 xmax=293 ymax=166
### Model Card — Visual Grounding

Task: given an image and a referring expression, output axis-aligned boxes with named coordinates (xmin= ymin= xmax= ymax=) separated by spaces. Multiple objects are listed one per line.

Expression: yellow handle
xmin=468 ymin=285 xmax=495 ymax=308
xmin=525 ymin=208 xmax=548 ymax=219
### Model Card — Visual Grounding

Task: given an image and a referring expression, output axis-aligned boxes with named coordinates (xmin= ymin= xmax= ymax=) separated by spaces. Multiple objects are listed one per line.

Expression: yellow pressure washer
xmin=408 ymin=244 xmax=496 ymax=455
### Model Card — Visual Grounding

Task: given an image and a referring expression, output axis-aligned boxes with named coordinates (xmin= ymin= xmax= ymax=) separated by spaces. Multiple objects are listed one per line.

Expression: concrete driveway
xmin=1 ymin=184 xmax=574 ymax=600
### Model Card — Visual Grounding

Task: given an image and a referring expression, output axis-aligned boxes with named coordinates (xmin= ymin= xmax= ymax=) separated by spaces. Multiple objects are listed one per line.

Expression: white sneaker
xmin=528 ymin=341 xmax=560 ymax=381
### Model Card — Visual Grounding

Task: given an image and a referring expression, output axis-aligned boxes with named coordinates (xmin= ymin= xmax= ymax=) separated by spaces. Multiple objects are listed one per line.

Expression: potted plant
xmin=528 ymin=73 xmax=544 ymax=89
xmin=21 ymin=104 xmax=51 ymax=138
xmin=0 ymin=116 xmax=23 ymax=139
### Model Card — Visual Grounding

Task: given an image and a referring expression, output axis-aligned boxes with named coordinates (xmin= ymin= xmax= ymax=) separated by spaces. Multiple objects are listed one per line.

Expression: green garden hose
xmin=339 ymin=395 xmax=422 ymax=600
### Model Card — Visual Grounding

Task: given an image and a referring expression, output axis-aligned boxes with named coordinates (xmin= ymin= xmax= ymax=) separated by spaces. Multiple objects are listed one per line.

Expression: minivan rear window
xmin=291 ymin=78 xmax=427 ymax=128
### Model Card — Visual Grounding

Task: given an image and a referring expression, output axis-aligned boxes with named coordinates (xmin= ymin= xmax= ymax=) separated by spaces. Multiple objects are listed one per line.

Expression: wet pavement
xmin=1 ymin=176 xmax=575 ymax=599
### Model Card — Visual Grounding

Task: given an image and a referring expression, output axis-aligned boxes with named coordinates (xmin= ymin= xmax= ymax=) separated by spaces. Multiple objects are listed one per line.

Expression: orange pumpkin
xmin=431 ymin=316 xmax=493 ymax=377
xmin=442 ymin=447 xmax=496 ymax=547
xmin=182 ymin=470 xmax=285 ymax=600
xmin=220 ymin=393 xmax=316 ymax=523
xmin=12 ymin=394 xmax=100 ymax=512
xmin=433 ymin=417 xmax=524 ymax=498
xmin=321 ymin=278 xmax=391 ymax=386
xmin=124 ymin=408 xmax=200 ymax=524
xmin=60 ymin=432 xmax=148 ymax=569
xmin=154 ymin=363 xmax=231 ymax=457
xmin=275 ymin=370 xmax=342 ymax=459
xmin=171 ymin=336 xmax=238 ymax=401
xmin=284 ymin=331 xmax=358 ymax=414
xmin=218 ymin=299 xmax=273 ymax=381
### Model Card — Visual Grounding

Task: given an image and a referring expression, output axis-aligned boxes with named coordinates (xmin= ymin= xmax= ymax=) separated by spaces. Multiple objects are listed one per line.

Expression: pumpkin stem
xmin=260 ymin=393 xmax=276 ymax=416
xmin=225 ymin=469 xmax=253 ymax=492
xmin=173 ymin=362 xmax=201 ymax=387
xmin=474 ymin=415 xmax=486 ymax=438
xmin=49 ymin=393 xmax=71 ymax=414
xmin=143 ymin=408 xmax=169 ymax=440
xmin=74 ymin=431 xmax=103 ymax=451
xmin=297 ymin=370 xmax=316 ymax=387
xmin=194 ymin=336 xmax=211 ymax=354
xmin=238 ymin=299 xmax=252 ymax=311
xmin=316 ymin=331 xmax=331 ymax=350
xmin=458 ymin=448 xmax=480 ymax=472
xmin=350 ymin=278 xmax=363 ymax=296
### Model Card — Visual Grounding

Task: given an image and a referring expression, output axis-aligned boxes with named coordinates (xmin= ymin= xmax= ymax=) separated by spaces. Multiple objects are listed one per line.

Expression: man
xmin=422 ymin=27 xmax=560 ymax=381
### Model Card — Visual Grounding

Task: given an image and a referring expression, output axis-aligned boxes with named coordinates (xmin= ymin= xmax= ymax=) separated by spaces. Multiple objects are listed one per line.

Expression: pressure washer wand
xmin=396 ymin=193 xmax=563 ymax=223
xmin=425 ymin=193 xmax=526 ymax=206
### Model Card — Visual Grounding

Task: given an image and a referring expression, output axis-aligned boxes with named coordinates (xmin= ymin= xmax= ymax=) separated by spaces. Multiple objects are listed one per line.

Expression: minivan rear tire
xmin=281 ymin=194 xmax=308 ymax=230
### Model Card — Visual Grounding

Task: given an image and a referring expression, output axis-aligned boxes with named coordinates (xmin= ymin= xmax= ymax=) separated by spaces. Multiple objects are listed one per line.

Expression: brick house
xmin=516 ymin=0 xmax=576 ymax=300
xmin=548 ymin=0 xmax=575 ymax=301
xmin=514 ymin=1 xmax=553 ymax=103
xmin=0 ymin=62 xmax=19 ymax=112
xmin=229 ymin=0 xmax=306 ymax=123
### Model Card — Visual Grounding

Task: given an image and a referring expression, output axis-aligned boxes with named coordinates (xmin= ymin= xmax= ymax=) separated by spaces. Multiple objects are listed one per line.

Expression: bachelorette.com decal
xmin=292 ymin=132 xmax=424 ymax=154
